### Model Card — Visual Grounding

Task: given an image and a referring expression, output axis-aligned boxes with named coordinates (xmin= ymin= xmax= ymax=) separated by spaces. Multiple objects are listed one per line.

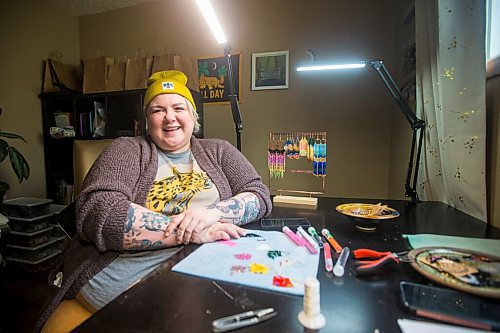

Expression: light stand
xmin=369 ymin=60 xmax=424 ymax=203
xmin=224 ymin=44 xmax=243 ymax=152
xmin=194 ymin=0 xmax=243 ymax=151
xmin=297 ymin=59 xmax=425 ymax=203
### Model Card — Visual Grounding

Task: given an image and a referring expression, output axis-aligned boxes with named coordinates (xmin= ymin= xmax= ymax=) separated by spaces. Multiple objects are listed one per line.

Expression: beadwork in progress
xmin=409 ymin=247 xmax=500 ymax=299
xmin=172 ymin=230 xmax=320 ymax=296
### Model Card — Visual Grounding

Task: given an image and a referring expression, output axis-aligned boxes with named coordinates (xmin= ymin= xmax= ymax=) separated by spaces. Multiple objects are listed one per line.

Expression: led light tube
xmin=195 ymin=0 xmax=227 ymax=44
xmin=296 ymin=63 xmax=366 ymax=71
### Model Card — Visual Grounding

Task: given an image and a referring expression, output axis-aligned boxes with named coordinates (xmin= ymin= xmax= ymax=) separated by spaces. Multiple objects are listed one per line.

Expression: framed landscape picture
xmin=251 ymin=50 xmax=289 ymax=90
xmin=197 ymin=53 xmax=241 ymax=105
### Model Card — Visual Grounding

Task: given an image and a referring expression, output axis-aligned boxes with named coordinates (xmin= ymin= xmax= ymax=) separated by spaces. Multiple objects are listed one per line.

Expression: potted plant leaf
xmin=0 ymin=130 xmax=30 ymax=204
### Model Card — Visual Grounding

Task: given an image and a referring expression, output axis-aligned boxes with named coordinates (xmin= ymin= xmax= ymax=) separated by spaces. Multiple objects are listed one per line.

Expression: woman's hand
xmin=165 ymin=207 xmax=221 ymax=244
xmin=193 ymin=222 xmax=246 ymax=244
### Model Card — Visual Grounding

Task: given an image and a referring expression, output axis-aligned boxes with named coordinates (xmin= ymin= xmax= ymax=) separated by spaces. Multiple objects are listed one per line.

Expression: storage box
xmin=49 ymin=225 xmax=67 ymax=238
xmin=6 ymin=226 xmax=53 ymax=247
xmin=5 ymin=249 xmax=61 ymax=273
xmin=6 ymin=236 xmax=64 ymax=261
xmin=1 ymin=197 xmax=53 ymax=218
xmin=6 ymin=214 xmax=52 ymax=233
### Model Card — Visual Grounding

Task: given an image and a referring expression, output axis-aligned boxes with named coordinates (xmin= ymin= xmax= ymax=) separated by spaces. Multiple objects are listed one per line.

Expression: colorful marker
xmin=294 ymin=231 xmax=307 ymax=247
xmin=333 ymin=247 xmax=350 ymax=277
xmin=323 ymin=243 xmax=333 ymax=272
xmin=321 ymin=228 xmax=342 ymax=253
xmin=296 ymin=226 xmax=318 ymax=254
xmin=282 ymin=226 xmax=303 ymax=246
xmin=307 ymin=227 xmax=324 ymax=248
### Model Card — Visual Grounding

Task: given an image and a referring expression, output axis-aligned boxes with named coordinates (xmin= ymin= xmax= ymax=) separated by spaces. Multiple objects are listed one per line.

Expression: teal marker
xmin=307 ymin=227 xmax=324 ymax=248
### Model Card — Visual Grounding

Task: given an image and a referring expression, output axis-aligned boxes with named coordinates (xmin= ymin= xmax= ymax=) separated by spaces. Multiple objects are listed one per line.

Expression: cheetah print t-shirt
xmin=146 ymin=148 xmax=220 ymax=214
xmin=80 ymin=149 xmax=220 ymax=310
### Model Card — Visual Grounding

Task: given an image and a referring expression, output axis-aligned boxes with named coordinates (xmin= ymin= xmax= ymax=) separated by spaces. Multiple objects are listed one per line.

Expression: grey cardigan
xmin=37 ymin=136 xmax=271 ymax=330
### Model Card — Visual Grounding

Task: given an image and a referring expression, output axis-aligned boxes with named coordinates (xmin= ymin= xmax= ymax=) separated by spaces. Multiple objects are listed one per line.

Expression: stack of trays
xmin=1 ymin=197 xmax=66 ymax=271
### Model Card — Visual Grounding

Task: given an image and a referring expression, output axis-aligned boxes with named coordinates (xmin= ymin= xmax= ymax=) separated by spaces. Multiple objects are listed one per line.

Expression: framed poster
xmin=197 ymin=53 xmax=241 ymax=105
xmin=252 ymin=50 xmax=289 ymax=90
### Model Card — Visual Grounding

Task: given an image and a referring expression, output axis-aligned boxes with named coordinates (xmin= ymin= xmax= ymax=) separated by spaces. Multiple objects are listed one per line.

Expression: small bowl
xmin=336 ymin=203 xmax=399 ymax=232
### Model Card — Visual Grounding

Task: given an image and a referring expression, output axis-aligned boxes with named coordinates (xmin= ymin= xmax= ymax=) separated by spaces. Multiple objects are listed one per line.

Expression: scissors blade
xmin=212 ymin=308 xmax=276 ymax=332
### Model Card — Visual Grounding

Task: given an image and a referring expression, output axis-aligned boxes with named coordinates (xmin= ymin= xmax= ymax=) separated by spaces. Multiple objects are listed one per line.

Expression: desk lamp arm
xmin=369 ymin=60 xmax=425 ymax=203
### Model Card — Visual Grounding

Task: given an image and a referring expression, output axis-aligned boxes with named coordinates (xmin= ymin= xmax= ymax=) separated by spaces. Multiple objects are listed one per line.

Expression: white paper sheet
xmin=172 ymin=230 xmax=320 ymax=295
xmin=397 ymin=319 xmax=490 ymax=333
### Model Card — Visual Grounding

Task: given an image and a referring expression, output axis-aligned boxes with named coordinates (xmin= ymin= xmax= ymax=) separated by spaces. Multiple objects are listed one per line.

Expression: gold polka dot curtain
xmin=416 ymin=0 xmax=487 ymax=222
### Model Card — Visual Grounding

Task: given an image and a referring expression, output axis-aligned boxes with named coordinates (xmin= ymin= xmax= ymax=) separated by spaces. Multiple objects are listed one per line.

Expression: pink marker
xmin=282 ymin=226 xmax=303 ymax=246
xmin=296 ymin=226 xmax=318 ymax=254
xmin=323 ymin=243 xmax=333 ymax=272
xmin=294 ymin=231 xmax=307 ymax=246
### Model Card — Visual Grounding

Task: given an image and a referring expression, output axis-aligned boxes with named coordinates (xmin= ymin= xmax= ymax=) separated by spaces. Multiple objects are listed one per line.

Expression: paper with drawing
xmin=172 ymin=230 xmax=320 ymax=295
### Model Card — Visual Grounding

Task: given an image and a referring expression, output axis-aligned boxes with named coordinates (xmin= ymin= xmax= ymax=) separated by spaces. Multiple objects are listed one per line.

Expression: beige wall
xmin=79 ymin=0 xmax=408 ymax=200
xmin=1 ymin=0 xmax=497 ymax=223
xmin=0 ymin=0 xmax=79 ymax=200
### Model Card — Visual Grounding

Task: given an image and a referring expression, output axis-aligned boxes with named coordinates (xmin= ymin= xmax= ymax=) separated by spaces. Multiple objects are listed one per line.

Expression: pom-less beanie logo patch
xmin=162 ymin=82 xmax=175 ymax=90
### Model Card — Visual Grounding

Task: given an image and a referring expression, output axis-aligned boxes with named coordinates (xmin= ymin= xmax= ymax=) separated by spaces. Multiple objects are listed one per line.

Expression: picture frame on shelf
xmin=251 ymin=50 xmax=289 ymax=90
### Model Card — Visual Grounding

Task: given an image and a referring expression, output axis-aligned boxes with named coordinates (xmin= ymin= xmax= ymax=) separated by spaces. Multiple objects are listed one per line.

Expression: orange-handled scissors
xmin=354 ymin=249 xmax=412 ymax=275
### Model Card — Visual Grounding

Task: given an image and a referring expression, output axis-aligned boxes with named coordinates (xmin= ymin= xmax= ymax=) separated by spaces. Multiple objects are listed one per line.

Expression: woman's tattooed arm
xmin=207 ymin=192 xmax=260 ymax=225
xmin=123 ymin=203 xmax=178 ymax=250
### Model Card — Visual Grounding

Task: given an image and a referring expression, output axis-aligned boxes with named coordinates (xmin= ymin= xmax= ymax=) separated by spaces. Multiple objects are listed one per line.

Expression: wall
xmin=388 ymin=1 xmax=415 ymax=200
xmin=0 ymin=0 xmax=494 ymax=221
xmin=79 ymin=0 xmax=408 ymax=200
xmin=0 ymin=0 xmax=80 ymax=200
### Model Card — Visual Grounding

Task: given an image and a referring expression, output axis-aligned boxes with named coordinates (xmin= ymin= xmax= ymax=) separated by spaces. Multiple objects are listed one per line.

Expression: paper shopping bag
xmin=106 ymin=57 xmax=126 ymax=92
xmin=50 ymin=59 xmax=82 ymax=92
xmin=152 ymin=52 xmax=175 ymax=73
xmin=83 ymin=56 xmax=114 ymax=93
xmin=42 ymin=60 xmax=61 ymax=93
xmin=125 ymin=57 xmax=148 ymax=90
xmin=173 ymin=54 xmax=199 ymax=91
xmin=125 ymin=49 xmax=153 ymax=90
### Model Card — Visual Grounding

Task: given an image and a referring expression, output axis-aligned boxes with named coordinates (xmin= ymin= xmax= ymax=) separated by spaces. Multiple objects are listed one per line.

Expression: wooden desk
xmin=74 ymin=198 xmax=500 ymax=333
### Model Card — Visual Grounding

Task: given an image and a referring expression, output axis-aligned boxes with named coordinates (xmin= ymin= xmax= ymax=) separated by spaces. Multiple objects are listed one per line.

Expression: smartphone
xmin=400 ymin=281 xmax=500 ymax=331
xmin=260 ymin=218 xmax=311 ymax=231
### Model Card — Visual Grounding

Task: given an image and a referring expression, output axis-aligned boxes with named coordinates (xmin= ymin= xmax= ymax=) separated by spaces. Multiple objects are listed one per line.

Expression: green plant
xmin=0 ymin=131 xmax=30 ymax=184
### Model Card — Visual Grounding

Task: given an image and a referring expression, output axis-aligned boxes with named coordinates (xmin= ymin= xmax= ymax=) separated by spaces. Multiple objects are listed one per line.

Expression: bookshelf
xmin=39 ymin=89 xmax=203 ymax=203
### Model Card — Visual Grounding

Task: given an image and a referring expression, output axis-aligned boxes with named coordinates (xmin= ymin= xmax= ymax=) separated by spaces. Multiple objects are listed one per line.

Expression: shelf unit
xmin=39 ymin=89 xmax=203 ymax=203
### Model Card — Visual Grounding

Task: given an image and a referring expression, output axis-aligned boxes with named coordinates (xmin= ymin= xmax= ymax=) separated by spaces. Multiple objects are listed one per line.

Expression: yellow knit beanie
xmin=143 ymin=70 xmax=196 ymax=110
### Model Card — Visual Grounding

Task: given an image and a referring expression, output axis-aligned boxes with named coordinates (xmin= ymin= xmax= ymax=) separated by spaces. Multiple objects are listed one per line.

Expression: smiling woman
xmin=144 ymin=71 xmax=199 ymax=153
xmin=37 ymin=70 xmax=272 ymax=332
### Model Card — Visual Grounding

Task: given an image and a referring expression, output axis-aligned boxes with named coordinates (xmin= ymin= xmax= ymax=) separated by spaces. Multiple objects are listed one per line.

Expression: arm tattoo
xmin=213 ymin=193 xmax=260 ymax=225
xmin=124 ymin=203 xmax=172 ymax=250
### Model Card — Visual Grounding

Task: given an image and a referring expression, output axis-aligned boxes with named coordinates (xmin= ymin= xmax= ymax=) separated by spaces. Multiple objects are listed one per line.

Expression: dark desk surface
xmin=74 ymin=198 xmax=500 ymax=333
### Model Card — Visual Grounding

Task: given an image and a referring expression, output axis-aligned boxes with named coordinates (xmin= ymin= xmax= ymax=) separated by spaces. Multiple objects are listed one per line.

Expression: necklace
xmin=159 ymin=149 xmax=195 ymax=179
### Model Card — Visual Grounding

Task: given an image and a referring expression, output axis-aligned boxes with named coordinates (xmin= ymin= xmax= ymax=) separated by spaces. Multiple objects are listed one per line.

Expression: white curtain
xmin=416 ymin=0 xmax=487 ymax=222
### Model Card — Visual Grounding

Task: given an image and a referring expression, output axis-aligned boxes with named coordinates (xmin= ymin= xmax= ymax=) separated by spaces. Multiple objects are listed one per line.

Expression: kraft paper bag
xmin=50 ymin=59 xmax=82 ymax=92
xmin=151 ymin=53 xmax=175 ymax=74
xmin=146 ymin=58 xmax=153 ymax=79
xmin=125 ymin=57 xmax=148 ymax=90
xmin=83 ymin=56 xmax=114 ymax=93
xmin=42 ymin=60 xmax=61 ymax=93
xmin=106 ymin=57 xmax=126 ymax=92
xmin=125 ymin=49 xmax=152 ymax=90
xmin=173 ymin=54 xmax=199 ymax=91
